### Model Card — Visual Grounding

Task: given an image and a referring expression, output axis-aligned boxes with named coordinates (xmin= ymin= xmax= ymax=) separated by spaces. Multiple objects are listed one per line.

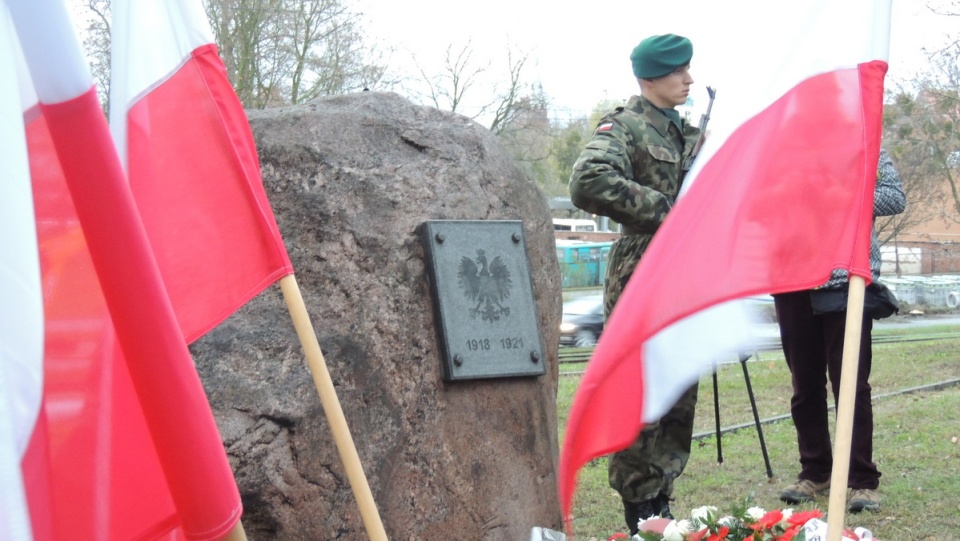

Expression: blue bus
xmin=556 ymin=239 xmax=612 ymax=288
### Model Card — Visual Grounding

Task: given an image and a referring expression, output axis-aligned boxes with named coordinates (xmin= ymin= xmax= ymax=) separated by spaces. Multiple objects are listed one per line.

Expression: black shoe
xmin=653 ymin=494 xmax=674 ymax=519
xmin=623 ymin=499 xmax=658 ymax=535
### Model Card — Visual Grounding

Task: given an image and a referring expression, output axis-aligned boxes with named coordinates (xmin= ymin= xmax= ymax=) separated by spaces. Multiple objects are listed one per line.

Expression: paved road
xmin=562 ymin=287 xmax=960 ymax=347
xmin=753 ymin=314 xmax=960 ymax=337
xmin=875 ymin=314 xmax=960 ymax=329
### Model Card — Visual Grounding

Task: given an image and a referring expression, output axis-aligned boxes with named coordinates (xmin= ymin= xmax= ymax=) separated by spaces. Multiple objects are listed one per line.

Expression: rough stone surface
xmin=189 ymin=92 xmax=563 ymax=540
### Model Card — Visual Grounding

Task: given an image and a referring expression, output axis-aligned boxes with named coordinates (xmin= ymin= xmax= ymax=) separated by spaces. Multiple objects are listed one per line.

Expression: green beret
xmin=630 ymin=34 xmax=693 ymax=79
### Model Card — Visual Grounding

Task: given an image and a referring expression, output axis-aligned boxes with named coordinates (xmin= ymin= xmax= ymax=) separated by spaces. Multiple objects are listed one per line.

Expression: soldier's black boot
xmin=623 ymin=499 xmax=657 ymax=535
xmin=653 ymin=494 xmax=674 ymax=519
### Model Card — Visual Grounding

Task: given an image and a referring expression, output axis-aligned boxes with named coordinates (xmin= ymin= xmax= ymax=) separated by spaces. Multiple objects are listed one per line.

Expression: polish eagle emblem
xmin=457 ymin=249 xmax=512 ymax=322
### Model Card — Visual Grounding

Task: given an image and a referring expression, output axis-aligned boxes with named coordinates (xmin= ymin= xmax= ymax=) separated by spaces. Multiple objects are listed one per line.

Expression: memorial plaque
xmin=420 ymin=220 xmax=546 ymax=381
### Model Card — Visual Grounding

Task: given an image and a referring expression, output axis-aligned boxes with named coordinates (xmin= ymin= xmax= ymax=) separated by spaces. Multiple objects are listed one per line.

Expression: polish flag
xmin=558 ymin=0 xmax=892 ymax=523
xmin=3 ymin=0 xmax=291 ymax=537
xmin=0 ymin=8 xmax=43 ymax=539
xmin=110 ymin=0 xmax=294 ymax=343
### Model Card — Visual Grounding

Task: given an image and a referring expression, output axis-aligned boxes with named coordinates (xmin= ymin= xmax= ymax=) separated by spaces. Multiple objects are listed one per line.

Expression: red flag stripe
xmin=126 ymin=43 xmax=293 ymax=343
xmin=40 ymin=88 xmax=242 ymax=539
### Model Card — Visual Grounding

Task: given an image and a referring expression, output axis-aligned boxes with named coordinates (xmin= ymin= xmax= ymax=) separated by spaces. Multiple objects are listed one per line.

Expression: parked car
xmin=559 ymin=294 xmax=604 ymax=347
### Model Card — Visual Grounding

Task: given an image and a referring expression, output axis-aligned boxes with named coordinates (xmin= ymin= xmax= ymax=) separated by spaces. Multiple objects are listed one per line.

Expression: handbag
xmin=809 ymin=281 xmax=899 ymax=320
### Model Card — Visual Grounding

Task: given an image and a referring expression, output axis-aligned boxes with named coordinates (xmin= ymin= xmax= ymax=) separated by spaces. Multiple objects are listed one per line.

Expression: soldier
xmin=568 ymin=34 xmax=701 ymax=536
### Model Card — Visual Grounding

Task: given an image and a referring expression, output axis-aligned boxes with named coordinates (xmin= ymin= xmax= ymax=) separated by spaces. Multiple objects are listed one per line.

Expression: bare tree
xmin=208 ymin=0 xmax=282 ymax=108
xmin=496 ymin=92 xmax=552 ymax=188
xmin=875 ymin=2 xmax=960 ymax=253
xmin=887 ymin=53 xmax=960 ymax=228
xmin=72 ymin=0 xmax=388 ymax=110
xmin=929 ymin=0 xmax=960 ymax=19
xmin=408 ymin=41 xmax=489 ymax=117
xmin=286 ymin=0 xmax=390 ymax=102
xmin=880 ymin=96 xmax=949 ymax=244
xmin=79 ymin=0 xmax=112 ymax=114
xmin=204 ymin=0 xmax=389 ymax=108
xmin=405 ymin=41 xmax=548 ymax=133
xmin=486 ymin=48 xmax=534 ymax=135
xmin=545 ymin=117 xmax=591 ymax=196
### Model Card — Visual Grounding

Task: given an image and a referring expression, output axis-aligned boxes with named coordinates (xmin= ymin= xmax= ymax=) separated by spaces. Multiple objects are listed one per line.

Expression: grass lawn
xmin=557 ymin=324 xmax=960 ymax=540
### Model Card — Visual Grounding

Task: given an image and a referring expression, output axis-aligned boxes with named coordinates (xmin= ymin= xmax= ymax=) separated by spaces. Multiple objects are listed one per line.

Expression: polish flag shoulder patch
xmin=596 ymin=122 xmax=614 ymax=133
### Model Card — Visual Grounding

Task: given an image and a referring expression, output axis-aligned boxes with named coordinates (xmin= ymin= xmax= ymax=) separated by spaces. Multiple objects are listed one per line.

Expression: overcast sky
xmin=356 ymin=0 xmax=958 ymax=124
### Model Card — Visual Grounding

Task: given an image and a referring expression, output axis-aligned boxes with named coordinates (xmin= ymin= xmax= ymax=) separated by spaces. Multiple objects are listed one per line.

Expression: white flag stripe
xmin=641 ymin=301 xmax=756 ymax=422
xmin=110 ymin=0 xmax=213 ymax=167
xmin=683 ymin=0 xmax=892 ymax=191
xmin=0 ymin=4 xmax=43 ymax=539
xmin=0 ymin=0 xmax=44 ymax=462
xmin=6 ymin=0 xmax=91 ymax=104
xmin=10 ymin=19 xmax=35 ymax=115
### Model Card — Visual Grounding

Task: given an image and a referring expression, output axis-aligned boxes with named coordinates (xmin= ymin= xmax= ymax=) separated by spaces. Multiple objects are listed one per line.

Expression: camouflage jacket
xmin=568 ymin=95 xmax=699 ymax=234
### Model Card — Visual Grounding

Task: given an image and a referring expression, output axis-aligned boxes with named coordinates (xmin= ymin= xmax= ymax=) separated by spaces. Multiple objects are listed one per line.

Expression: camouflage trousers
xmin=604 ymin=233 xmax=699 ymax=503
xmin=607 ymin=384 xmax=698 ymax=502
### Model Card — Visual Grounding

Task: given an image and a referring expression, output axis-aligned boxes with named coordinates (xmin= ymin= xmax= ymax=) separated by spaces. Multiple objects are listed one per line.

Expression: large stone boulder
xmin=189 ymin=92 xmax=564 ymax=540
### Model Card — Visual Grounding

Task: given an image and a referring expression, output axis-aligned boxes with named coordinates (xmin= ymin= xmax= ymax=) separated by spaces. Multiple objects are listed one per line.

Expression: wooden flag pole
xmin=222 ymin=520 xmax=248 ymax=540
xmin=825 ymin=275 xmax=867 ymax=541
xmin=279 ymin=274 xmax=388 ymax=541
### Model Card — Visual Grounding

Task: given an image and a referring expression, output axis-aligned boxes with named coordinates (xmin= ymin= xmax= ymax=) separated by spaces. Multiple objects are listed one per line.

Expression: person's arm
xmin=874 ymin=147 xmax=906 ymax=217
xmin=568 ymin=119 xmax=673 ymax=229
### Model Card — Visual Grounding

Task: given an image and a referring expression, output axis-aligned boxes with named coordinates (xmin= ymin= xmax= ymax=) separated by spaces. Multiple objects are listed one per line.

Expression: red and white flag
xmin=111 ymin=0 xmax=294 ymax=342
xmin=558 ymin=0 xmax=892 ymax=523
xmin=0 ymin=8 xmax=43 ymax=540
xmin=3 ymin=0 xmax=294 ymax=538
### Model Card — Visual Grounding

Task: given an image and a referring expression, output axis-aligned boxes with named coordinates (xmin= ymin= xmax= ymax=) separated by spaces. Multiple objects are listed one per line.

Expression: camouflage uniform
xmin=568 ymin=94 xmax=700 ymax=506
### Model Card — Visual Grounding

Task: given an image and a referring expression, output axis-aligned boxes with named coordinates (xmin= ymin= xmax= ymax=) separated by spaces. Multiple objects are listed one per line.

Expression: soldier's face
xmin=642 ymin=65 xmax=694 ymax=109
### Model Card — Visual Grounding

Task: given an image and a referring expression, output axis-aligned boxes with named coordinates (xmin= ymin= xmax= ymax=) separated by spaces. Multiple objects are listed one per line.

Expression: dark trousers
xmin=773 ymin=290 xmax=881 ymax=490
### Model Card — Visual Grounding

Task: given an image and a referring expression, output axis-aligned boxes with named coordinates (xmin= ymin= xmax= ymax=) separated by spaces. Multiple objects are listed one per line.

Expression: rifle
xmin=683 ymin=86 xmax=716 ymax=171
